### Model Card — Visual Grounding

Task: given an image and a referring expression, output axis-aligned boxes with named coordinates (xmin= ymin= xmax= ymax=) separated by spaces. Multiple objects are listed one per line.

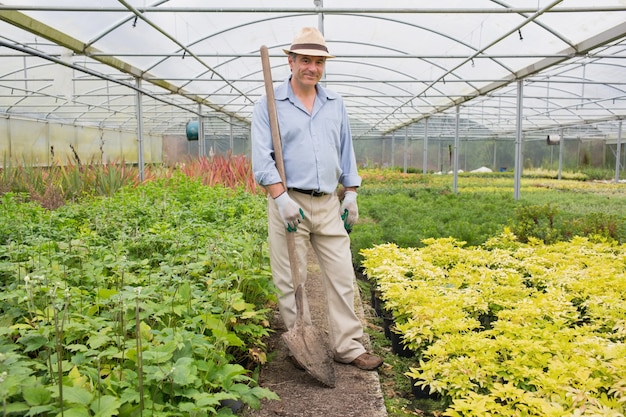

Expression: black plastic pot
xmin=389 ymin=327 xmax=414 ymax=358
xmin=409 ymin=377 xmax=441 ymax=400
xmin=373 ymin=293 xmax=384 ymax=317
xmin=370 ymin=287 xmax=377 ymax=310
xmin=382 ymin=316 xmax=393 ymax=340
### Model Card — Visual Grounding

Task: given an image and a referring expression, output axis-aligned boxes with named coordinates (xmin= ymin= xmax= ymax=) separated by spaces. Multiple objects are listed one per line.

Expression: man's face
xmin=289 ymin=54 xmax=326 ymax=87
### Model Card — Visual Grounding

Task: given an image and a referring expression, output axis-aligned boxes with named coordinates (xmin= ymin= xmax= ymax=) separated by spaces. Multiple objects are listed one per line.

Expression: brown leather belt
xmin=289 ymin=188 xmax=327 ymax=197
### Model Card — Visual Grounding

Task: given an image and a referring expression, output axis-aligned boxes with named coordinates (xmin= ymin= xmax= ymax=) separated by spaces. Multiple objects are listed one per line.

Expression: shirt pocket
xmin=323 ymin=118 xmax=342 ymax=151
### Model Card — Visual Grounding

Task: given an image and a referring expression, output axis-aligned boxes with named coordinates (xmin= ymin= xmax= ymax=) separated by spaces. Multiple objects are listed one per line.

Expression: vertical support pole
xmin=453 ymin=106 xmax=460 ymax=194
xmin=403 ymin=125 xmax=408 ymax=173
xmin=391 ymin=131 xmax=395 ymax=168
xmin=229 ymin=116 xmax=234 ymax=154
xmin=423 ymin=118 xmax=429 ymax=174
xmin=558 ymin=127 xmax=564 ymax=180
xmin=315 ymin=0 xmax=326 ymax=86
xmin=514 ymin=80 xmax=523 ymax=200
xmin=615 ymin=120 xmax=623 ymax=183
xmin=316 ymin=0 xmax=324 ymax=36
xmin=576 ymin=137 xmax=581 ymax=170
xmin=134 ymin=77 xmax=145 ymax=182
xmin=492 ymin=139 xmax=497 ymax=171
xmin=198 ymin=104 xmax=205 ymax=158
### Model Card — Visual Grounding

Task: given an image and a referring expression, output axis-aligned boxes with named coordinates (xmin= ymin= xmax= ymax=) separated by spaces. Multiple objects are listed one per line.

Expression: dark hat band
xmin=289 ymin=43 xmax=329 ymax=52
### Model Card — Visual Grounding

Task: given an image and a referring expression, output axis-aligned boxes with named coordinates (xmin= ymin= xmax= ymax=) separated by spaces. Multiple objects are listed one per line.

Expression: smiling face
xmin=288 ymin=53 xmax=326 ymax=91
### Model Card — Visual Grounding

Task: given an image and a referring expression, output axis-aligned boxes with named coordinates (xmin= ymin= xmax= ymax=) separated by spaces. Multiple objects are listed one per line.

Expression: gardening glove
xmin=274 ymin=192 xmax=305 ymax=232
xmin=341 ymin=209 xmax=352 ymax=234
xmin=340 ymin=190 xmax=358 ymax=229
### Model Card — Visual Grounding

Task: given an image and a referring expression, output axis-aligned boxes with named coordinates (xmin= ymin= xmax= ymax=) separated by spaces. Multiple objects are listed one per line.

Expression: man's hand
xmin=274 ymin=192 xmax=305 ymax=232
xmin=340 ymin=190 xmax=358 ymax=228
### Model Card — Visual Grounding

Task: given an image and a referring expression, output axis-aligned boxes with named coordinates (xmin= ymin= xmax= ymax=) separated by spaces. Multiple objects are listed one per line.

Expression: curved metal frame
xmin=0 ymin=1 xmax=624 ymax=143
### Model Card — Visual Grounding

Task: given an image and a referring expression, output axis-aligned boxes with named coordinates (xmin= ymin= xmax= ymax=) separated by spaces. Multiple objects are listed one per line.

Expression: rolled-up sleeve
xmin=338 ymin=100 xmax=361 ymax=188
xmin=251 ymin=96 xmax=282 ymax=187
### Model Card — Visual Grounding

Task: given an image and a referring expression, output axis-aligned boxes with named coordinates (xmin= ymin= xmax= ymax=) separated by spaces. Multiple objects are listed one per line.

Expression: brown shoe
xmin=288 ymin=354 xmax=305 ymax=370
xmin=350 ymin=353 xmax=383 ymax=371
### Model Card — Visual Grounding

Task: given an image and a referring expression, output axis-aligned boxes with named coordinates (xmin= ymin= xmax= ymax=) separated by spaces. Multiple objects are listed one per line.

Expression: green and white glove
xmin=275 ymin=192 xmax=305 ymax=232
xmin=340 ymin=191 xmax=358 ymax=229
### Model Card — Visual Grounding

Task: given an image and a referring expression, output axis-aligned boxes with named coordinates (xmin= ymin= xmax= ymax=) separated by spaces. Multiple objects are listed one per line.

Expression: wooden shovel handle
xmin=260 ymin=45 xmax=302 ymax=290
xmin=260 ymin=46 xmax=287 ymax=190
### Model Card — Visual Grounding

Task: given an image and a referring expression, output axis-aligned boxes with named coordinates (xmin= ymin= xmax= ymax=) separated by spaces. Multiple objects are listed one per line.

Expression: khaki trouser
xmin=267 ymin=190 xmax=366 ymax=363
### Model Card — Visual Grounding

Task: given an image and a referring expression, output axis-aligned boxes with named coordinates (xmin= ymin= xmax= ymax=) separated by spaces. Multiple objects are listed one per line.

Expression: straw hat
xmin=282 ymin=27 xmax=335 ymax=58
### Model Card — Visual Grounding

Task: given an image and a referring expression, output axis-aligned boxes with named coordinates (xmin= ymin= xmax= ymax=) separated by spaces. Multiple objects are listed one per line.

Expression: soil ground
xmin=241 ymin=245 xmax=387 ymax=417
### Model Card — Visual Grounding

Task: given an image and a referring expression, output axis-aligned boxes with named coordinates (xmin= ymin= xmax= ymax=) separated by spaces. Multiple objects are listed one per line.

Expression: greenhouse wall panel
xmin=0 ymin=117 xmax=163 ymax=167
xmin=147 ymin=133 xmax=162 ymax=164
xmin=49 ymin=123 xmax=87 ymax=164
xmin=101 ymin=129 xmax=124 ymax=165
xmin=74 ymin=126 xmax=105 ymax=164
xmin=9 ymin=118 xmax=49 ymax=166
xmin=162 ymin=134 xmax=189 ymax=165
xmin=0 ymin=118 xmax=7 ymax=161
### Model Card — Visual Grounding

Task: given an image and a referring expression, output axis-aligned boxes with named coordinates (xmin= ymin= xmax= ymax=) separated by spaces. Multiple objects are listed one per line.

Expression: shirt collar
xmin=275 ymin=77 xmax=339 ymax=103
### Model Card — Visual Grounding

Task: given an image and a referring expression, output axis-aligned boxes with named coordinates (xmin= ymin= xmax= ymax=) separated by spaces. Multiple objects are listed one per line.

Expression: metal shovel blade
xmin=281 ymin=284 xmax=336 ymax=388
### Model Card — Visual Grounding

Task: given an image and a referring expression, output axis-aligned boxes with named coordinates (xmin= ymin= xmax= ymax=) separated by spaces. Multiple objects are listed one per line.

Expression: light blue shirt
xmin=251 ymin=77 xmax=361 ymax=194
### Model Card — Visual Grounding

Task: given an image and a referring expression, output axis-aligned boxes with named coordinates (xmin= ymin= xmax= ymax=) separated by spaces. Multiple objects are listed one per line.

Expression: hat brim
xmin=282 ymin=48 xmax=335 ymax=58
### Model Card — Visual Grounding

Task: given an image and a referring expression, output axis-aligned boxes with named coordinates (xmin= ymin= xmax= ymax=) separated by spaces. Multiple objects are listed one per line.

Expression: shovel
xmin=260 ymin=45 xmax=336 ymax=388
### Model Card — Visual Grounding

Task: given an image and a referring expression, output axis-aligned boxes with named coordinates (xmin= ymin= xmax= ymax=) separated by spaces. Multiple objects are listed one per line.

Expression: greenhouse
xmin=1 ymin=1 xmax=625 ymax=179
xmin=2 ymin=3 xmax=626 ymax=417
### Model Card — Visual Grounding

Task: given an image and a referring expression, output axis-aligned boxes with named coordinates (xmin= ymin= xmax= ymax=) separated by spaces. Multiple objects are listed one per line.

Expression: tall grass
xmin=177 ymin=153 xmax=260 ymax=193
xmin=0 ymin=154 xmax=261 ymax=209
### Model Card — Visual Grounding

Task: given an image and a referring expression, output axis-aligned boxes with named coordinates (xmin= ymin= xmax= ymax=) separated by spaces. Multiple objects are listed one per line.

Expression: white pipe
xmin=558 ymin=127 xmax=564 ymax=180
xmin=514 ymin=80 xmax=524 ymax=200
xmin=403 ymin=125 xmax=408 ymax=173
xmin=198 ymin=103 xmax=204 ymax=157
xmin=423 ymin=119 xmax=429 ymax=174
xmin=135 ymin=77 xmax=145 ymax=182
xmin=453 ymin=106 xmax=460 ymax=193
xmin=615 ymin=120 xmax=623 ymax=183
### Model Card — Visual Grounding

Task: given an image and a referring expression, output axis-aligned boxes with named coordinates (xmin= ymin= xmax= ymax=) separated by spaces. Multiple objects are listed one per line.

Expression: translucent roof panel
xmin=0 ymin=0 xmax=624 ymax=139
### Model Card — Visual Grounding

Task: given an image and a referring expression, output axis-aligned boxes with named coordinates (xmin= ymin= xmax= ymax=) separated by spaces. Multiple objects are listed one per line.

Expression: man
xmin=251 ymin=27 xmax=382 ymax=371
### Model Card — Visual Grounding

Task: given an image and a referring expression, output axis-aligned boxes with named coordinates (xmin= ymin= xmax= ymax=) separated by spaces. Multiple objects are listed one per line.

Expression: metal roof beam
xmin=0 ymin=8 xmax=248 ymax=123
xmin=382 ymin=20 xmax=626 ymax=136
xmin=1 ymin=6 xmax=625 ymax=14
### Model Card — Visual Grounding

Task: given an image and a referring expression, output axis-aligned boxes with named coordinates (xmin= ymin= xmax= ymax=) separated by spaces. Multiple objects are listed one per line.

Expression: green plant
xmin=0 ymin=175 xmax=278 ymax=416
xmin=563 ymin=212 xmax=624 ymax=241
xmin=352 ymin=183 xmax=517 ymax=266
xmin=508 ymin=203 xmax=561 ymax=243
xmin=579 ymin=167 xmax=618 ymax=181
xmin=362 ymin=234 xmax=626 ymax=416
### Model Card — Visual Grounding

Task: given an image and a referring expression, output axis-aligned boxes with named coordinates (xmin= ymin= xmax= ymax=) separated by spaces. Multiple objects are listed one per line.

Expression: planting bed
xmin=241 ymin=246 xmax=387 ymax=417
xmin=362 ymin=234 xmax=626 ymax=416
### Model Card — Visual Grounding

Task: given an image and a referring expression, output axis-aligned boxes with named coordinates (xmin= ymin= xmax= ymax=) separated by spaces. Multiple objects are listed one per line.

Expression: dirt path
xmin=241 ymin=246 xmax=387 ymax=417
